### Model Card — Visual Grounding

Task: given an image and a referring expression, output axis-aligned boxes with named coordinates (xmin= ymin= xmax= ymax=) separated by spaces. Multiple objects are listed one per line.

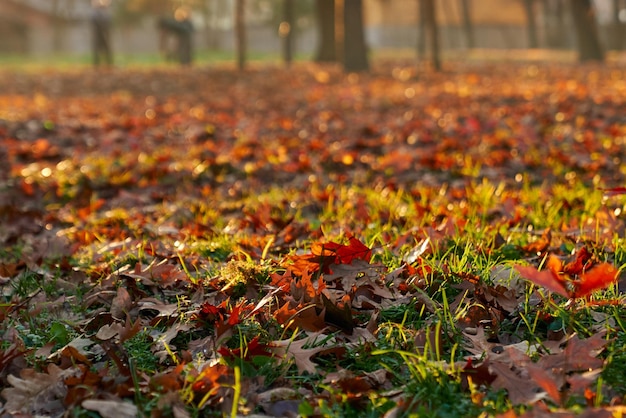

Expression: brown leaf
xmin=321 ymin=292 xmax=355 ymax=334
xmin=82 ymin=399 xmax=138 ymax=418
xmin=110 ymin=286 xmax=132 ymax=320
xmin=1 ymin=364 xmax=77 ymax=415
xmin=489 ymin=360 xmax=545 ymax=405
xmin=526 ymin=363 xmax=561 ymax=404
xmin=270 ymin=332 xmax=336 ymax=374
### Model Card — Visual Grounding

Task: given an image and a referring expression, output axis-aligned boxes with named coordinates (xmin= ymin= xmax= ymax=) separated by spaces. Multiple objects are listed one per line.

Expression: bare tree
xmin=523 ymin=0 xmax=539 ymax=48
xmin=235 ymin=0 xmax=246 ymax=70
xmin=419 ymin=0 xmax=441 ymax=71
xmin=343 ymin=0 xmax=369 ymax=72
xmin=541 ymin=0 xmax=567 ymax=49
xmin=459 ymin=0 xmax=475 ymax=49
xmin=281 ymin=0 xmax=295 ymax=66
xmin=314 ymin=0 xmax=336 ymax=62
xmin=51 ymin=0 xmax=63 ymax=52
xmin=610 ymin=0 xmax=626 ymax=50
xmin=570 ymin=0 xmax=604 ymax=61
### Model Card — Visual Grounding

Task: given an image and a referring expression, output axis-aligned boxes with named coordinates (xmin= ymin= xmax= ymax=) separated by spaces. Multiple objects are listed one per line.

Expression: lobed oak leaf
xmin=151 ymin=322 xmax=193 ymax=362
xmin=325 ymin=259 xmax=391 ymax=298
xmin=1 ymin=364 xmax=77 ymax=415
xmin=321 ymin=292 xmax=355 ymax=334
xmin=147 ymin=262 xmax=189 ymax=287
xmin=274 ymin=302 xmax=326 ymax=332
xmin=489 ymin=359 xmax=546 ymax=405
xmin=270 ymin=269 xmax=294 ymax=292
xmin=270 ymin=332 xmax=336 ymax=374
xmin=290 ymin=269 xmax=321 ymax=304
xmin=137 ymin=298 xmax=180 ymax=318
xmin=525 ymin=363 xmax=561 ymax=404
xmin=283 ymin=254 xmax=323 ymax=277
xmin=559 ymin=332 xmax=608 ymax=373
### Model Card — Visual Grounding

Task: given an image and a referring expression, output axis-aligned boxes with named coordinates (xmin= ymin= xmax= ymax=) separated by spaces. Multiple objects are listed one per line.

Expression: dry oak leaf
xmin=270 ymin=331 xmax=336 ymax=374
xmin=1 ymin=364 xmax=79 ymax=415
xmin=489 ymin=358 xmax=546 ymax=405
xmin=110 ymin=286 xmax=132 ymax=320
xmin=537 ymin=331 xmax=608 ymax=374
xmin=82 ymin=399 xmax=139 ymax=418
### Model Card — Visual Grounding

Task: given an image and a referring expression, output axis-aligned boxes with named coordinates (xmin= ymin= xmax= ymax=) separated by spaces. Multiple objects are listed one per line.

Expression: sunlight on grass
xmin=1 ymin=62 xmax=626 ymax=416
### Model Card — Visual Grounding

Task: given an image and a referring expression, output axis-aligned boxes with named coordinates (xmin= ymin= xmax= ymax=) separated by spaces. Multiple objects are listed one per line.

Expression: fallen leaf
xmin=514 ymin=265 xmax=569 ymax=298
xmin=489 ymin=359 xmax=546 ymax=405
xmin=110 ymin=286 xmax=132 ymax=320
xmin=573 ymin=263 xmax=618 ymax=298
xmin=1 ymin=364 xmax=77 ymax=415
xmin=270 ymin=332 xmax=336 ymax=374
xmin=82 ymin=399 xmax=139 ymax=418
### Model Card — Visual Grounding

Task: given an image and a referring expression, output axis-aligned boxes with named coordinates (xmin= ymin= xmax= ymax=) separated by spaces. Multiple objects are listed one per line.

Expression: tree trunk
xmin=611 ymin=0 xmax=625 ymax=50
xmin=281 ymin=0 xmax=295 ymax=66
xmin=523 ymin=0 xmax=538 ymax=48
xmin=421 ymin=0 xmax=441 ymax=71
xmin=315 ymin=0 xmax=336 ymax=62
xmin=542 ymin=0 xmax=566 ymax=49
xmin=235 ymin=0 xmax=246 ymax=70
xmin=460 ymin=0 xmax=474 ymax=49
xmin=52 ymin=0 xmax=63 ymax=52
xmin=570 ymin=0 xmax=604 ymax=62
xmin=343 ymin=0 xmax=369 ymax=72
xmin=416 ymin=0 xmax=427 ymax=58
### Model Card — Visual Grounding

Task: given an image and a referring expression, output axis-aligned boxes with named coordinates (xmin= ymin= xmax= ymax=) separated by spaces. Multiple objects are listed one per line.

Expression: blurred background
xmin=0 ymin=0 xmax=624 ymax=66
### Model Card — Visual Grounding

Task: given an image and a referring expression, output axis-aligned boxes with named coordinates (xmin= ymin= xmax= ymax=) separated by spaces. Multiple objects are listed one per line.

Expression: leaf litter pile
xmin=0 ymin=62 xmax=626 ymax=417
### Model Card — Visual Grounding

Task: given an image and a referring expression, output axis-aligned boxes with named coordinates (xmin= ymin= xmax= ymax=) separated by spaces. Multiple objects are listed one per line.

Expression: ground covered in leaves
xmin=0 ymin=61 xmax=626 ymax=417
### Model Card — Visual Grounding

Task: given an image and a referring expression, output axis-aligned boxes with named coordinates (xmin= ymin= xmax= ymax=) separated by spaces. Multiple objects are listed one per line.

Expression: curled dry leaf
xmin=1 ymin=364 xmax=78 ymax=415
xmin=82 ymin=399 xmax=139 ymax=418
xmin=110 ymin=286 xmax=132 ymax=320
xmin=270 ymin=332 xmax=337 ymax=374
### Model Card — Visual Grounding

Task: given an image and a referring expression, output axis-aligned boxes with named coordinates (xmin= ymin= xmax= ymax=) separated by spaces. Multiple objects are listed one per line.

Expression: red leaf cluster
xmin=514 ymin=247 xmax=619 ymax=299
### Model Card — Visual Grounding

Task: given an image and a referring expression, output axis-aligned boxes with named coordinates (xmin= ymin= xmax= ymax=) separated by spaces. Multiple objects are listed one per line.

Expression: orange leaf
xmin=514 ymin=265 xmax=569 ymax=298
xmin=573 ymin=263 xmax=618 ymax=298
xmin=545 ymin=254 xmax=562 ymax=275
xmin=526 ymin=363 xmax=561 ymax=404
xmin=562 ymin=247 xmax=592 ymax=276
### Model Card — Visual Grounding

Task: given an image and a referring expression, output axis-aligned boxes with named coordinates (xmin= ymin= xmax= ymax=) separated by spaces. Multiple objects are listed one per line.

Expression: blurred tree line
xmin=9 ymin=0 xmax=626 ymax=71
xmin=109 ymin=0 xmax=622 ymax=70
